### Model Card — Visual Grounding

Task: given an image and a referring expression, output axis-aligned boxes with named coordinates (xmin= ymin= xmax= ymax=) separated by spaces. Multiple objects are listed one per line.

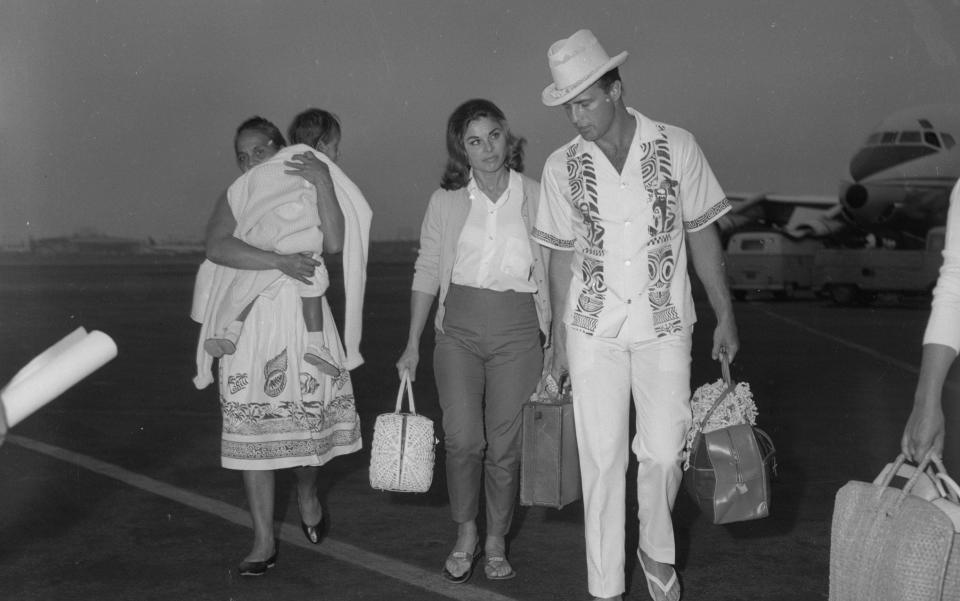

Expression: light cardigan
xmin=191 ymin=145 xmax=372 ymax=389
xmin=925 ymin=179 xmax=960 ymax=352
xmin=412 ymin=171 xmax=551 ymax=341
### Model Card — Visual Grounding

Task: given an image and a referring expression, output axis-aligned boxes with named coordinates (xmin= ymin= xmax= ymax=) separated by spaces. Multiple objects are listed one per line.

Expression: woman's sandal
xmin=441 ymin=545 xmax=481 ymax=584
xmin=483 ymin=555 xmax=516 ymax=580
xmin=637 ymin=554 xmax=681 ymax=601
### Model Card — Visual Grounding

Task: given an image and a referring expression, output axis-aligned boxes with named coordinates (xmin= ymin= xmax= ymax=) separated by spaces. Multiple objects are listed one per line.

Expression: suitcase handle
xmin=395 ymin=371 xmax=417 ymax=415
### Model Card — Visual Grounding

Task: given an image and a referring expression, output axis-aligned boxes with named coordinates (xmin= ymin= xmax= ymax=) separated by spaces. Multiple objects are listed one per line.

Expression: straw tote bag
xmin=829 ymin=453 xmax=960 ymax=601
xmin=369 ymin=373 xmax=437 ymax=493
xmin=683 ymin=357 xmax=776 ymax=524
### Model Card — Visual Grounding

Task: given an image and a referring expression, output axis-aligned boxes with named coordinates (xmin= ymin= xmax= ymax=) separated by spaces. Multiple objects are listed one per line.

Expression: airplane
xmin=718 ymin=104 xmax=960 ymax=247
xmin=839 ymin=103 xmax=960 ymax=246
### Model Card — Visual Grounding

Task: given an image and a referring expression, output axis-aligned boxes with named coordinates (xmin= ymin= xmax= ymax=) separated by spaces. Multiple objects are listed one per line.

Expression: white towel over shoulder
xmin=191 ymin=145 xmax=372 ymax=389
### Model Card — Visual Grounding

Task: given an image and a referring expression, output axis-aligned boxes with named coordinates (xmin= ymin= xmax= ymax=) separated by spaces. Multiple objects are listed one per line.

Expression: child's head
xmin=288 ymin=109 xmax=342 ymax=162
xmin=234 ymin=116 xmax=286 ymax=172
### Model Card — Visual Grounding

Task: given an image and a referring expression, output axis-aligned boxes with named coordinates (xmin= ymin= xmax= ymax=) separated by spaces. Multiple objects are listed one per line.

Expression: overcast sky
xmin=1 ymin=0 xmax=959 ymax=243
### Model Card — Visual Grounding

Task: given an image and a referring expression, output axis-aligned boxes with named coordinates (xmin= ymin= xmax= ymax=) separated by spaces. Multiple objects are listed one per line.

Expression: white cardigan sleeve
xmin=924 ymin=180 xmax=960 ymax=352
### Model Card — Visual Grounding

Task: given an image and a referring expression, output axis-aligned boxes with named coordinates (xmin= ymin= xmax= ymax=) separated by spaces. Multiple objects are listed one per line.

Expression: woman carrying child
xmin=193 ymin=112 xmax=371 ymax=576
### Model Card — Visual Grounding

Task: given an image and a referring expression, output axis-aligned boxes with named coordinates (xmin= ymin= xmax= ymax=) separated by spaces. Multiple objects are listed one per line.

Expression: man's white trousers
xmin=566 ymin=327 xmax=692 ymax=598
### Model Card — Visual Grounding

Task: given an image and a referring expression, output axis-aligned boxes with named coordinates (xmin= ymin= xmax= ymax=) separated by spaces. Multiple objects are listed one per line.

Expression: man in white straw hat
xmin=533 ymin=29 xmax=739 ymax=601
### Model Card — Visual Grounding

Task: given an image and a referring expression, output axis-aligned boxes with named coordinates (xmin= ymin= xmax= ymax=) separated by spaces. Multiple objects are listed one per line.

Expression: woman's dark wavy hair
xmin=234 ymin=116 xmax=286 ymax=152
xmin=440 ymin=99 xmax=525 ymax=191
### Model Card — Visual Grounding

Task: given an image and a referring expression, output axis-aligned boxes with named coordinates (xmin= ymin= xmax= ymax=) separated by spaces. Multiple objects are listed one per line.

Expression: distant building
xmin=29 ymin=233 xmax=144 ymax=255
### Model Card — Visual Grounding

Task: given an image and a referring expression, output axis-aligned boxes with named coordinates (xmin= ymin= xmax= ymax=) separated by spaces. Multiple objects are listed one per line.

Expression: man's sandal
xmin=638 ymin=554 xmax=681 ymax=601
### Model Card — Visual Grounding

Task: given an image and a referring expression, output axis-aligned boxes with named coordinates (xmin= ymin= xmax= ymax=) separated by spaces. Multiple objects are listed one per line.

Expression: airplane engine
xmin=840 ymin=181 xmax=949 ymax=241
xmin=840 ymin=182 xmax=906 ymax=227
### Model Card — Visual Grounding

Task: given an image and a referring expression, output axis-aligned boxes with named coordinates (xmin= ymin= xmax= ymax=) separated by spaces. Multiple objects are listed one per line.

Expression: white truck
xmin=811 ymin=226 xmax=946 ymax=305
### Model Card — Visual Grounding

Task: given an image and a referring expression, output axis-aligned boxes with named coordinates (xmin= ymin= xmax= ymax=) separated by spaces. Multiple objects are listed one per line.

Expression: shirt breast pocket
xmin=500 ymin=237 xmax=533 ymax=280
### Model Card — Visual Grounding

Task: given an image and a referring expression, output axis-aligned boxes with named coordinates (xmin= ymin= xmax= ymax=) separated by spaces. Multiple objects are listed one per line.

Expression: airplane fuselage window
xmin=924 ymin=132 xmax=941 ymax=148
xmin=899 ymin=131 xmax=922 ymax=144
xmin=880 ymin=132 xmax=898 ymax=144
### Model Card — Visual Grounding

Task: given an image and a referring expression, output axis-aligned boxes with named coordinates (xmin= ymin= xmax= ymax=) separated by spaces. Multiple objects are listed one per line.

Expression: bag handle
xmin=880 ymin=452 xmax=955 ymax=504
xmin=936 ymin=472 xmax=960 ymax=504
xmin=929 ymin=454 xmax=960 ymax=504
xmin=877 ymin=454 xmax=910 ymax=489
xmin=686 ymin=353 xmax=738 ymax=465
xmin=694 ymin=351 xmax=736 ymax=432
xmin=395 ymin=371 xmax=417 ymax=415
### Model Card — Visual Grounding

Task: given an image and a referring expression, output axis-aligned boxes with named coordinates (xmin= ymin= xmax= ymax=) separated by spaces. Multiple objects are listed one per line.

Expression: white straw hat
xmin=541 ymin=29 xmax=628 ymax=107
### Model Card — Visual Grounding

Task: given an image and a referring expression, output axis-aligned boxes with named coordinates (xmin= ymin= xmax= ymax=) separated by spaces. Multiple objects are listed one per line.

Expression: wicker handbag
xmin=369 ymin=373 xmax=437 ymax=493
xmin=683 ymin=357 xmax=776 ymax=524
xmin=829 ymin=453 xmax=960 ymax=601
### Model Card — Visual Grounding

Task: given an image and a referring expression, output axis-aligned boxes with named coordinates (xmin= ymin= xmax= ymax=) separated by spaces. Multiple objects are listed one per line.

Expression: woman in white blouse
xmin=902 ymin=179 xmax=960 ymax=462
xmin=396 ymin=99 xmax=551 ymax=583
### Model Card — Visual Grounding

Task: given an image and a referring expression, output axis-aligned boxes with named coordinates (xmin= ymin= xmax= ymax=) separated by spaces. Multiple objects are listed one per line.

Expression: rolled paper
xmin=0 ymin=327 xmax=117 ymax=429
xmin=0 ymin=396 xmax=6 ymax=445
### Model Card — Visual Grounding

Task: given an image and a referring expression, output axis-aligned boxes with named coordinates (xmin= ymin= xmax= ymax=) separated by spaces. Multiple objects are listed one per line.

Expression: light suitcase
xmin=520 ymin=395 xmax=581 ymax=509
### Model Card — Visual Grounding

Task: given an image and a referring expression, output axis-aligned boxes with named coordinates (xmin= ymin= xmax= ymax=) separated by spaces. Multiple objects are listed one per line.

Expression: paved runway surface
xmin=1 ymin=261 xmax=958 ymax=600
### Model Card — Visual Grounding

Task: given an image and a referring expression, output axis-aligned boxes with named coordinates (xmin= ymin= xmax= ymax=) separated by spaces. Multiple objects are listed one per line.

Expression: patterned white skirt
xmin=218 ymin=279 xmax=361 ymax=470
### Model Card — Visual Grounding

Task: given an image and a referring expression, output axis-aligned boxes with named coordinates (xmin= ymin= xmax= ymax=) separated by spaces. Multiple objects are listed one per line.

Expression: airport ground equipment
xmin=812 ymin=226 xmax=945 ymax=305
xmin=726 ymin=231 xmax=824 ymax=300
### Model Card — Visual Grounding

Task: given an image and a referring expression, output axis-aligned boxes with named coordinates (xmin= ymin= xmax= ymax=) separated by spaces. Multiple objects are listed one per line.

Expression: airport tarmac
xmin=1 ymin=262 xmax=958 ymax=601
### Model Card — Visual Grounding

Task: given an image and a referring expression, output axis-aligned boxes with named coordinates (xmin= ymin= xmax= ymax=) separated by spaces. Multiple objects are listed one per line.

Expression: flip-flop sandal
xmin=638 ymin=554 xmax=681 ymax=601
xmin=483 ymin=555 xmax=516 ymax=580
xmin=442 ymin=546 xmax=480 ymax=584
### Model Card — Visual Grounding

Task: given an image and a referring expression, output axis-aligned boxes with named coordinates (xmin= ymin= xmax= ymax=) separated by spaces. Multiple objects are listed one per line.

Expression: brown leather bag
xmin=520 ymin=377 xmax=581 ymax=509
xmin=683 ymin=359 xmax=776 ymax=524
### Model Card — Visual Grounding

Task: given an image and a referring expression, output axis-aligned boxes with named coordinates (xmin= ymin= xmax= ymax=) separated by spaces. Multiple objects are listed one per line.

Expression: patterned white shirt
xmin=534 ymin=108 xmax=730 ymax=340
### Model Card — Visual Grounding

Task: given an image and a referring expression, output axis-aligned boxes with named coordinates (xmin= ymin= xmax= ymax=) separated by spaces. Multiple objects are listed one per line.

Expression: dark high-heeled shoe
xmin=301 ymin=511 xmax=327 ymax=545
xmin=238 ymin=543 xmax=278 ymax=577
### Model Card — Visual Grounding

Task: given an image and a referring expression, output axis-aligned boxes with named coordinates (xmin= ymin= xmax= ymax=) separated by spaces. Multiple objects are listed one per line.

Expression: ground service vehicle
xmin=726 ymin=231 xmax=824 ymax=300
xmin=812 ymin=226 xmax=946 ymax=305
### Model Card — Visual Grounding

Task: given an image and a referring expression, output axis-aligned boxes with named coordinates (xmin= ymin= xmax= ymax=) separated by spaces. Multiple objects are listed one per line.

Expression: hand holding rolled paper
xmin=0 ymin=327 xmax=117 ymax=437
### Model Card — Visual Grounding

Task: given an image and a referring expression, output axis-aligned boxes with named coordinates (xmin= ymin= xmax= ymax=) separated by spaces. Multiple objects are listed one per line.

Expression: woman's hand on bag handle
xmin=901 ymin=401 xmax=945 ymax=463
xmin=398 ymin=290 xmax=434 ymax=383
xmin=901 ymin=342 xmax=955 ymax=462
xmin=396 ymin=348 xmax=419 ymax=382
